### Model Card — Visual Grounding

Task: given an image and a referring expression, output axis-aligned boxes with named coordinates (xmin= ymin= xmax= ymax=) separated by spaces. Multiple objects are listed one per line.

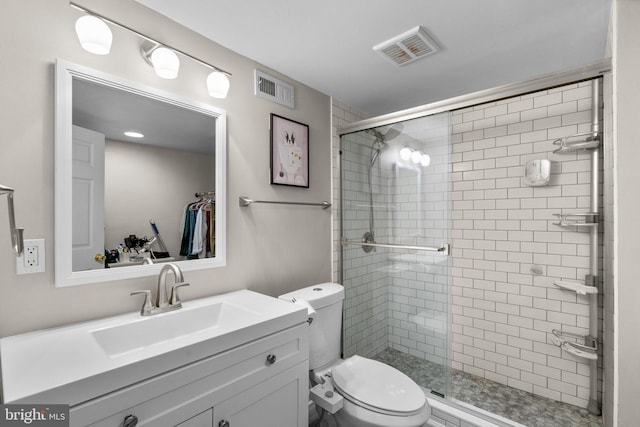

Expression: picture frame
xmin=270 ymin=113 xmax=309 ymax=188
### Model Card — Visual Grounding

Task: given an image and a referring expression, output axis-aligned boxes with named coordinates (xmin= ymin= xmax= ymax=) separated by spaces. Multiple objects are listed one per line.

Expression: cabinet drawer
xmin=214 ymin=360 xmax=308 ymax=427
xmin=71 ymin=324 xmax=308 ymax=426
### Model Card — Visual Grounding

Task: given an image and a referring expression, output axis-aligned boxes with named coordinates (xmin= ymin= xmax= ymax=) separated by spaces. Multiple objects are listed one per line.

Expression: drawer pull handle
xmin=123 ymin=414 xmax=138 ymax=427
xmin=266 ymin=354 xmax=277 ymax=365
xmin=219 ymin=420 xmax=230 ymax=427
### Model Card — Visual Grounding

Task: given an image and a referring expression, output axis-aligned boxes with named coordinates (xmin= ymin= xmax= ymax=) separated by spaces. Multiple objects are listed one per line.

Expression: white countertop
xmin=0 ymin=290 xmax=306 ymax=405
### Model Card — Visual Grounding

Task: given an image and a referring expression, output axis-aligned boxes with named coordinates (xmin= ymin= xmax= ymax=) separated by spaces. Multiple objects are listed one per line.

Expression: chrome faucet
xmin=131 ymin=263 xmax=190 ymax=316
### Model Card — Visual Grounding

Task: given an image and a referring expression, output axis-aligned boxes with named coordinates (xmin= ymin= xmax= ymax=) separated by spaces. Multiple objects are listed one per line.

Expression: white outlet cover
xmin=16 ymin=238 xmax=45 ymax=274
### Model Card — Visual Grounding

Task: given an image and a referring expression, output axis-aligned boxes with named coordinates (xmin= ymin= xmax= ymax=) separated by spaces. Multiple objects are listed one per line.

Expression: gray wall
xmin=613 ymin=0 xmax=640 ymax=425
xmin=0 ymin=0 xmax=332 ymax=337
xmin=104 ymin=139 xmax=214 ymax=256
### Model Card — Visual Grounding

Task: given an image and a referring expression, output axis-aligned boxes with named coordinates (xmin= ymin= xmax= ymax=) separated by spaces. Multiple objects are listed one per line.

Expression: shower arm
xmin=0 ymin=185 xmax=24 ymax=257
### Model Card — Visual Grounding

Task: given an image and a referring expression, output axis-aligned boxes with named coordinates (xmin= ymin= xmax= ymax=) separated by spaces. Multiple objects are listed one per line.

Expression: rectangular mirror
xmin=55 ymin=59 xmax=226 ymax=286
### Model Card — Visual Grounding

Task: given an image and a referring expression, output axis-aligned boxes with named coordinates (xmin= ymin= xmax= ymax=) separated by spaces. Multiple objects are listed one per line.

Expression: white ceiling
xmin=73 ymin=78 xmax=215 ymax=154
xmin=136 ymin=0 xmax=612 ymax=117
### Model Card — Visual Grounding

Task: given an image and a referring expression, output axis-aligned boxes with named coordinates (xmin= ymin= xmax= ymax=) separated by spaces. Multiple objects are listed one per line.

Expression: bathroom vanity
xmin=0 ymin=290 xmax=309 ymax=426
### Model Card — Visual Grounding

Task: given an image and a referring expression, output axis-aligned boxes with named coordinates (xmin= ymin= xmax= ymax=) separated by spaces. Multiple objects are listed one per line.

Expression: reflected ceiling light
xmin=124 ymin=130 xmax=144 ymax=138
xmin=144 ymin=46 xmax=180 ymax=79
xmin=420 ymin=153 xmax=431 ymax=167
xmin=411 ymin=150 xmax=422 ymax=164
xmin=207 ymin=71 xmax=230 ymax=99
xmin=75 ymin=15 xmax=112 ymax=55
xmin=399 ymin=147 xmax=412 ymax=161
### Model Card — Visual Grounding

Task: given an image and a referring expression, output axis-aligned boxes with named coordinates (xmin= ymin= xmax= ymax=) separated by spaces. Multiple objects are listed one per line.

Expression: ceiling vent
xmin=373 ymin=26 xmax=440 ymax=66
xmin=254 ymin=70 xmax=295 ymax=109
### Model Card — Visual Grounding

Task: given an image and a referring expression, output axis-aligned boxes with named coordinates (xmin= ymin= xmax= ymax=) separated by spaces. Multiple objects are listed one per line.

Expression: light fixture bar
xmin=69 ymin=2 xmax=232 ymax=77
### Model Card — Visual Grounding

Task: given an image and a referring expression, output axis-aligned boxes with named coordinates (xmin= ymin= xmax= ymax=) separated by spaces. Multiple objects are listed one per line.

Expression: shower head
xmin=367 ymin=124 xmax=404 ymax=166
xmin=382 ymin=125 xmax=402 ymax=142
xmin=366 ymin=124 xmax=403 ymax=145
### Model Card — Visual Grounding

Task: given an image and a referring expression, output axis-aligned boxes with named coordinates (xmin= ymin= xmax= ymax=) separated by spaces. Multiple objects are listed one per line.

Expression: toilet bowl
xmin=279 ymin=283 xmax=430 ymax=427
xmin=328 ymin=355 xmax=429 ymax=427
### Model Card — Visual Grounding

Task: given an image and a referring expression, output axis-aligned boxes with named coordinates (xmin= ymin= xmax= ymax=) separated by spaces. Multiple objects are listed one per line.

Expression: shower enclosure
xmin=339 ymin=78 xmax=605 ymax=427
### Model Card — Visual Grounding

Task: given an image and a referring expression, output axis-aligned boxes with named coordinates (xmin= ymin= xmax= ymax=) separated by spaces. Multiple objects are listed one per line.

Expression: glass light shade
xmin=207 ymin=71 xmax=230 ymax=98
xmin=150 ymin=47 xmax=180 ymax=79
xmin=399 ymin=147 xmax=412 ymax=161
xmin=411 ymin=150 xmax=422 ymax=164
xmin=124 ymin=131 xmax=144 ymax=138
xmin=75 ymin=15 xmax=112 ymax=55
xmin=420 ymin=153 xmax=431 ymax=167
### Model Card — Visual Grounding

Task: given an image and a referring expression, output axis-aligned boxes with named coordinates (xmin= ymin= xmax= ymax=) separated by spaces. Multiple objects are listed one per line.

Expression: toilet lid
xmin=331 ymin=355 xmax=426 ymax=414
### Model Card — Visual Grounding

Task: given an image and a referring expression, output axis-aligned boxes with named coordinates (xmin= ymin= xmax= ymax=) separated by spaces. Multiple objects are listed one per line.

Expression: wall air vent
xmin=254 ymin=70 xmax=295 ymax=109
xmin=373 ymin=26 xmax=440 ymax=66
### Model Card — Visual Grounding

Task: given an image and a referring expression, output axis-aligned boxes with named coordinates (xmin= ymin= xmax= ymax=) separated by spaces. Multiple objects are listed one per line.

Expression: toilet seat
xmin=331 ymin=355 xmax=427 ymax=416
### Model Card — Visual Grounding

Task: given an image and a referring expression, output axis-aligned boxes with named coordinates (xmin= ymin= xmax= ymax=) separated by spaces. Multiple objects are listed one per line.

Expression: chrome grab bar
xmin=0 ymin=185 xmax=24 ymax=257
xmin=239 ymin=196 xmax=331 ymax=209
xmin=341 ymin=237 xmax=450 ymax=255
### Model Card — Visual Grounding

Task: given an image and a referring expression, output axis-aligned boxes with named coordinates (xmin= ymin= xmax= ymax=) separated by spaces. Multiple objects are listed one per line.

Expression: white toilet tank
xmin=279 ymin=283 xmax=344 ymax=371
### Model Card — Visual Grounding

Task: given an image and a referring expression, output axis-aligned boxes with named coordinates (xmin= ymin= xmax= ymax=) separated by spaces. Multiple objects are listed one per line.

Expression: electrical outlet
xmin=16 ymin=239 xmax=45 ymax=274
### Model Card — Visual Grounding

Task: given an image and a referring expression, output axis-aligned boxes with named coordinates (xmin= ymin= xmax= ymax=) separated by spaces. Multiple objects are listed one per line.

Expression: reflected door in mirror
xmin=72 ymin=125 xmax=105 ymax=271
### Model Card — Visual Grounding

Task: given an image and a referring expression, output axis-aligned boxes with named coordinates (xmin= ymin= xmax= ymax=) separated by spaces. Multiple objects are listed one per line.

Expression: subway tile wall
xmin=331 ymin=99 xmax=385 ymax=357
xmin=331 ymin=98 xmax=369 ymax=284
xmin=385 ymin=114 xmax=451 ymax=369
xmin=449 ymin=80 xmax=602 ymax=409
xmin=340 ymin=129 xmax=390 ymax=357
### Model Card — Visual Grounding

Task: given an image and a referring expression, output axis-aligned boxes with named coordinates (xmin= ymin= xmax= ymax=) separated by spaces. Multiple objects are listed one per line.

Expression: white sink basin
xmin=91 ymin=301 xmax=261 ymax=357
xmin=0 ymin=290 xmax=307 ymax=405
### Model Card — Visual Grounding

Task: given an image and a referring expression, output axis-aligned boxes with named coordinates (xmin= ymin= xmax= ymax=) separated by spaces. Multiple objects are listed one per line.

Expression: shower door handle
xmin=341 ymin=237 xmax=450 ymax=256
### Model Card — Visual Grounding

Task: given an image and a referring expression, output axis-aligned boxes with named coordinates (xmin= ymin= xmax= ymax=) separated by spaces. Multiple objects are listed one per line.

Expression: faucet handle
xmin=169 ymin=282 xmax=190 ymax=306
xmin=131 ymin=290 xmax=154 ymax=316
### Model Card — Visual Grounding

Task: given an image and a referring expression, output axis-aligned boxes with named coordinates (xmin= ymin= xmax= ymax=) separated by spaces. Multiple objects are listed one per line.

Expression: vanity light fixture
xmin=143 ymin=45 xmax=180 ymax=80
xmin=420 ymin=153 xmax=431 ymax=167
xmin=207 ymin=71 xmax=231 ymax=99
xmin=70 ymin=2 xmax=232 ymax=97
xmin=74 ymin=14 xmax=113 ymax=55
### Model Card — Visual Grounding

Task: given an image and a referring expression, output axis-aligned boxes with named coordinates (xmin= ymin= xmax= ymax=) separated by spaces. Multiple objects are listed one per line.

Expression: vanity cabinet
xmin=70 ymin=324 xmax=308 ymax=427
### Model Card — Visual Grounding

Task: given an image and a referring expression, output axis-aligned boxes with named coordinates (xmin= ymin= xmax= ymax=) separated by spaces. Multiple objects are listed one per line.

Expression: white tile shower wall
xmin=332 ymin=98 xmax=385 ymax=358
xmin=340 ymin=131 xmax=389 ymax=357
xmin=448 ymin=80 xmax=603 ymax=409
xmin=386 ymin=114 xmax=452 ymax=367
xmin=332 ymin=98 xmax=369 ymax=284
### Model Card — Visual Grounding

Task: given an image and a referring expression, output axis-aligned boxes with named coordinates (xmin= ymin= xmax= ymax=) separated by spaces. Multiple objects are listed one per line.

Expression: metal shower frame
xmin=338 ymin=59 xmax=611 ymax=415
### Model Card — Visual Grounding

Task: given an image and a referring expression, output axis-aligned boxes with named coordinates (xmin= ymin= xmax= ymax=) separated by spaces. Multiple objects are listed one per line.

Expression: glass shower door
xmin=340 ymin=112 xmax=451 ymax=397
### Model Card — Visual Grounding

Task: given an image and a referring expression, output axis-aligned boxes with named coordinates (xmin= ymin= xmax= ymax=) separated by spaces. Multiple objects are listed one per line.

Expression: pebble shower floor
xmin=374 ymin=348 xmax=602 ymax=427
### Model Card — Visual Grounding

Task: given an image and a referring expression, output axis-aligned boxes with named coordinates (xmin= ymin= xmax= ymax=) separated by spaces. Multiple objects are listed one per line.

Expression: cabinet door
xmin=213 ymin=362 xmax=307 ymax=427
xmin=176 ymin=409 xmax=212 ymax=427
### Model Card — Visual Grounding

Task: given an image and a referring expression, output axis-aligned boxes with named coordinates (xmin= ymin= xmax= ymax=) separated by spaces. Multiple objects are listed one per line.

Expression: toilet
xmin=279 ymin=283 xmax=430 ymax=427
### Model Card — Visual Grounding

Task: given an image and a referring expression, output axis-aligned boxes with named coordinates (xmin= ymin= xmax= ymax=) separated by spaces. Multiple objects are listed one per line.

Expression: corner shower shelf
xmin=552 ymin=212 xmax=599 ymax=228
xmin=552 ymin=132 xmax=600 ymax=154
xmin=554 ymin=280 xmax=598 ymax=296
xmin=551 ymin=329 xmax=598 ymax=361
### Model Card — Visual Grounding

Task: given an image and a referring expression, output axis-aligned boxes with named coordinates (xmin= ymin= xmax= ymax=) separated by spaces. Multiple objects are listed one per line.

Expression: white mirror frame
xmin=54 ymin=59 xmax=227 ymax=287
